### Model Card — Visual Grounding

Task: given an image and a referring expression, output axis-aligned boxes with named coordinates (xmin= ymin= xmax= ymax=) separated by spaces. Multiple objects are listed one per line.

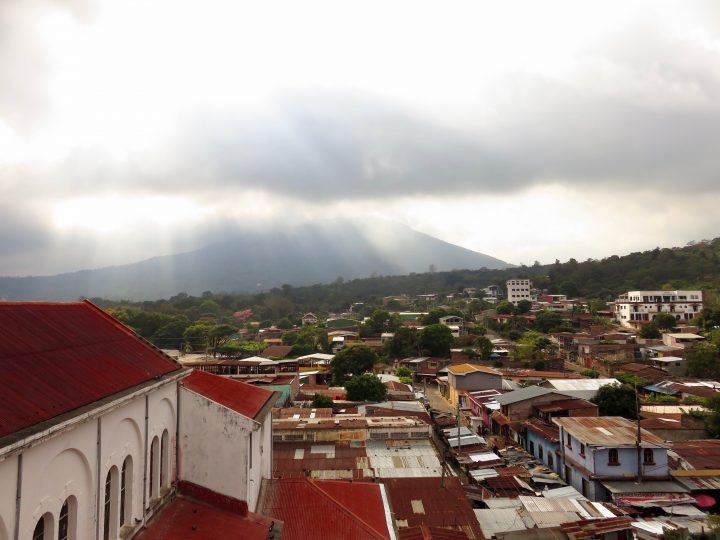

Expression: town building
xmin=442 ymin=364 xmax=503 ymax=408
xmin=613 ymin=290 xmax=703 ymax=328
xmin=553 ymin=416 xmax=669 ymax=501
xmin=506 ymin=279 xmax=532 ymax=305
xmin=0 ymin=301 xmax=277 ymax=540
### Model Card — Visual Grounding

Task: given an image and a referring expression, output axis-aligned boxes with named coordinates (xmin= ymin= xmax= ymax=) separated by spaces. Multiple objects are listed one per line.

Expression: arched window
xmin=120 ymin=456 xmax=133 ymax=527
xmin=33 ymin=513 xmax=53 ymax=540
xmin=643 ymin=449 xmax=654 ymax=464
xmin=160 ymin=429 xmax=169 ymax=489
xmin=150 ymin=437 xmax=160 ymax=499
xmin=608 ymin=448 xmax=619 ymax=465
xmin=103 ymin=467 xmax=119 ymax=540
xmin=58 ymin=497 xmax=76 ymax=540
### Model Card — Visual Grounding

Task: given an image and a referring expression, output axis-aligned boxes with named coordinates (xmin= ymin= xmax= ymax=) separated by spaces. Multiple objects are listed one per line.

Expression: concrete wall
xmin=0 ymin=377 xmax=178 ymax=540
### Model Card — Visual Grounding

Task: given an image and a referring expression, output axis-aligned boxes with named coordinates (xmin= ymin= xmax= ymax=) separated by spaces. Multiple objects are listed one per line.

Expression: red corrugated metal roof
xmin=181 ymin=370 xmax=274 ymax=420
xmin=399 ymin=526 xmax=469 ymax=540
xmin=0 ymin=301 xmax=181 ymax=439
xmin=383 ymin=477 xmax=482 ymax=540
xmin=133 ymin=496 xmax=273 ymax=539
xmin=261 ymin=478 xmax=391 ymax=539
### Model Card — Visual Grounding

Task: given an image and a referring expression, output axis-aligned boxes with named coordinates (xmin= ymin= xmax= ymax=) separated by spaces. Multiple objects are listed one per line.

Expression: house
xmin=648 ymin=356 xmax=686 ymax=376
xmin=260 ymin=345 xmax=294 ymax=359
xmin=301 ymin=312 xmax=319 ymax=325
xmin=662 ymin=333 xmax=706 ymax=349
xmin=439 ymin=315 xmax=465 ymax=337
xmin=554 ymin=416 xmax=669 ymax=501
xmin=613 ymin=290 xmax=703 ymax=328
xmin=445 ymin=364 xmax=503 ymax=407
xmin=539 ymin=378 xmax=620 ymax=400
xmin=491 ymin=387 xmax=575 ymax=441
xmin=0 ymin=301 xmax=277 ymax=540
xmin=614 ymin=362 xmax=668 ymax=383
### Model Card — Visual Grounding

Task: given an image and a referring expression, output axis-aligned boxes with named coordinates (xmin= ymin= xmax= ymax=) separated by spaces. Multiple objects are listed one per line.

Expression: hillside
xmin=0 ymin=221 xmax=509 ymax=301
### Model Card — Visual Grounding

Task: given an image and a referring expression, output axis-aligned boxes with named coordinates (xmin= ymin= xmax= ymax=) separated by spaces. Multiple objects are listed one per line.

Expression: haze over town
xmin=2 ymin=0 xmax=720 ymax=277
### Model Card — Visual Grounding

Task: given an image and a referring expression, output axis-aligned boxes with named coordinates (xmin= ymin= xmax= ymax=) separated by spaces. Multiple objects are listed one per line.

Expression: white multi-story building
xmin=506 ymin=279 xmax=532 ymax=305
xmin=0 ymin=301 xmax=277 ymax=540
xmin=613 ymin=290 xmax=703 ymax=328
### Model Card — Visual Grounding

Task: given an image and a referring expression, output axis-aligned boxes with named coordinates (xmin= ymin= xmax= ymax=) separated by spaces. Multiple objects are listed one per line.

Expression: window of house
xmin=120 ymin=456 xmax=132 ymax=527
xmin=538 ymin=446 xmax=544 ymax=460
xmin=643 ymin=449 xmax=654 ymax=464
xmin=103 ymin=468 xmax=118 ymax=540
xmin=33 ymin=516 xmax=46 ymax=540
xmin=566 ymin=433 xmax=572 ymax=449
xmin=161 ymin=429 xmax=169 ymax=489
xmin=608 ymin=448 xmax=620 ymax=466
xmin=249 ymin=432 xmax=253 ymax=469
xmin=548 ymin=453 xmax=554 ymax=469
xmin=58 ymin=497 xmax=76 ymax=540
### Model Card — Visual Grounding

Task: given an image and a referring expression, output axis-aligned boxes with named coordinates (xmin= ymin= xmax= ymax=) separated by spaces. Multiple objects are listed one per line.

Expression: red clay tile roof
xmin=383 ymin=477 xmax=482 ymax=540
xmin=260 ymin=478 xmax=391 ymax=539
xmin=181 ymin=370 xmax=275 ymax=420
xmin=0 ymin=301 xmax=182 ymax=439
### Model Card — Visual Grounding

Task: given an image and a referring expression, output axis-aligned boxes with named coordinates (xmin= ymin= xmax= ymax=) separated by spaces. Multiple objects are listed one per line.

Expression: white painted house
xmin=0 ymin=301 xmax=277 ymax=540
xmin=613 ymin=290 xmax=703 ymax=327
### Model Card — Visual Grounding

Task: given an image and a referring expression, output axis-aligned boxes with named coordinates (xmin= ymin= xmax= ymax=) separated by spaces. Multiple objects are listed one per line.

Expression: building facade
xmin=506 ymin=279 xmax=532 ymax=305
xmin=614 ymin=290 xmax=703 ymax=327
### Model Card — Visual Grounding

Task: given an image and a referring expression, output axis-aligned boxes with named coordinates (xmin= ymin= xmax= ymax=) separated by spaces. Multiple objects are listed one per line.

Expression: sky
xmin=2 ymin=0 xmax=720 ymax=276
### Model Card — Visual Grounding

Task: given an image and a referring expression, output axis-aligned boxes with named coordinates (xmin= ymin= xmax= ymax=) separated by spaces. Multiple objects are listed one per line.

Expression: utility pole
xmin=635 ymin=382 xmax=642 ymax=483
xmin=456 ymin=396 xmax=462 ymax=453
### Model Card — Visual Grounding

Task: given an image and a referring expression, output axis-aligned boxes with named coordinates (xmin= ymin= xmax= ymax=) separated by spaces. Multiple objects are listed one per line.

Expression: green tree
xmin=311 ymin=394 xmax=334 ymax=407
xmin=330 ymin=345 xmax=378 ymax=384
xmin=474 ymin=336 xmax=494 ymax=360
xmin=516 ymin=299 xmax=532 ymax=314
xmin=591 ymin=384 xmax=638 ymax=419
xmin=419 ymin=324 xmax=454 ymax=357
xmin=151 ymin=318 xmax=191 ymax=350
xmin=686 ymin=344 xmax=720 ymax=378
xmin=395 ymin=366 xmax=411 ymax=378
xmin=207 ymin=324 xmax=238 ymax=351
xmin=639 ymin=323 xmax=661 ymax=339
xmin=534 ymin=310 xmax=564 ymax=333
xmin=183 ymin=323 xmax=213 ymax=351
xmin=496 ymin=301 xmax=515 ymax=315
xmin=385 ymin=327 xmax=420 ymax=358
xmin=345 ymin=374 xmax=387 ymax=401
xmin=654 ymin=312 xmax=677 ymax=330
xmin=703 ymin=395 xmax=720 ymax=437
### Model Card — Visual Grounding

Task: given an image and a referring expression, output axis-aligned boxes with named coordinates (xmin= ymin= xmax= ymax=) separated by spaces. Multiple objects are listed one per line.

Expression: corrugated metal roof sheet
xmin=261 ymin=478 xmax=391 ymax=540
xmin=181 ymin=369 xmax=274 ymax=420
xmin=474 ymin=508 xmax=529 ymax=538
xmin=133 ymin=495 xmax=273 ymax=539
xmin=553 ymin=417 xmax=666 ymax=447
xmin=0 ymin=301 xmax=182 ymax=439
xmin=384 ymin=477 xmax=483 ymax=539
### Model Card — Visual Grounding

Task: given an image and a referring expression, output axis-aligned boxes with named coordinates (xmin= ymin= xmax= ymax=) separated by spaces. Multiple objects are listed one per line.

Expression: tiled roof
xmin=260 ymin=478 xmax=391 ymax=539
xmin=447 ymin=364 xmax=501 ymax=376
xmin=181 ymin=370 xmax=275 ymax=420
xmin=0 ymin=301 xmax=181 ymax=440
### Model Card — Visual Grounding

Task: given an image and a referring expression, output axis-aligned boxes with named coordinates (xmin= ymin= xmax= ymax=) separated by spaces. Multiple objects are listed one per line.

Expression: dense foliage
xmin=344 ymin=374 xmax=387 ymax=401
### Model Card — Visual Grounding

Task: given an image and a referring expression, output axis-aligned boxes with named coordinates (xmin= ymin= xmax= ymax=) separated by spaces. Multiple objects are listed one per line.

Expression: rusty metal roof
xmin=525 ymin=418 xmax=560 ymax=443
xmin=260 ymin=478 xmax=391 ymax=539
xmin=670 ymin=440 xmax=720 ymax=469
xmin=181 ymin=369 xmax=275 ymax=420
xmin=134 ymin=482 xmax=274 ymax=540
xmin=383 ymin=477 xmax=483 ymax=540
xmin=398 ymin=525 xmax=469 ymax=539
xmin=553 ymin=417 xmax=666 ymax=447
xmin=0 ymin=301 xmax=181 ymax=439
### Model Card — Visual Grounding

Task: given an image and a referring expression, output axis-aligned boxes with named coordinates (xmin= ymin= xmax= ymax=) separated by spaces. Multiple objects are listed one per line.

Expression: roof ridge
xmin=305 ymin=479 xmax=389 ymax=540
